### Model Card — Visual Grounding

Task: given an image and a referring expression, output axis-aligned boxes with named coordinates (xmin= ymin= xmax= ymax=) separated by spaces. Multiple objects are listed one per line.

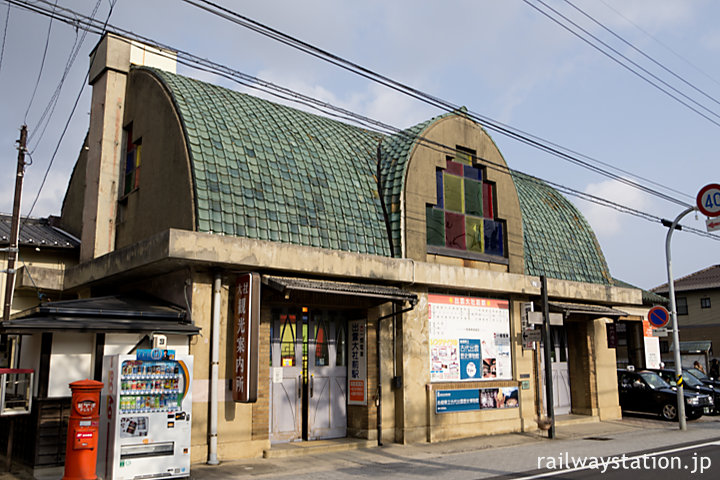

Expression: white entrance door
xmin=270 ymin=311 xmax=302 ymax=443
xmin=540 ymin=326 xmax=571 ymax=415
xmin=308 ymin=312 xmax=347 ymax=440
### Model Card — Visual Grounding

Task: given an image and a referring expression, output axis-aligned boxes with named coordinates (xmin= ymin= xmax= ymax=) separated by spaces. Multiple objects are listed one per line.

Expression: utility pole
xmin=540 ymin=275 xmax=555 ymax=438
xmin=3 ymin=125 xmax=28 ymax=324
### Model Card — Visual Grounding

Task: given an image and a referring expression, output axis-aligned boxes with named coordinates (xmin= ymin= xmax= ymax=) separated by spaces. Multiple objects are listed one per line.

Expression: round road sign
xmin=648 ymin=305 xmax=670 ymax=328
xmin=697 ymin=183 xmax=720 ymax=217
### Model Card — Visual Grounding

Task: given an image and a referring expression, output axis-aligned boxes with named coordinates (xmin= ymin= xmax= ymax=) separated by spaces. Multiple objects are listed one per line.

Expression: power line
xmin=564 ymin=0 xmax=720 ymax=111
xmin=598 ymin=0 xmax=720 ymax=91
xmin=19 ymin=0 xmax=115 ymax=220
xmin=8 ymin=0 xmax=718 ymax=244
xmin=524 ymin=0 xmax=720 ymax=128
xmin=179 ymin=0 xmax=694 ymax=209
xmin=28 ymin=0 xmax=102 ymax=151
xmin=24 ymin=0 xmax=58 ymax=123
xmin=0 ymin=0 xmax=10 ymax=75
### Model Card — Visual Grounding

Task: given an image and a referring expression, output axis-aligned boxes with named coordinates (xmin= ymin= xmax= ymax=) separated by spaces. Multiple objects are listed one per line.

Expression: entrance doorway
xmin=540 ymin=326 xmax=571 ymax=415
xmin=270 ymin=308 xmax=348 ymax=443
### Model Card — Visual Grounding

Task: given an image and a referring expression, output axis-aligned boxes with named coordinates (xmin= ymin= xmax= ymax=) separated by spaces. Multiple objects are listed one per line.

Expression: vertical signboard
xmin=642 ymin=318 xmax=662 ymax=369
xmin=429 ymin=294 xmax=511 ymax=382
xmin=348 ymin=319 xmax=367 ymax=405
xmin=233 ymin=273 xmax=260 ymax=403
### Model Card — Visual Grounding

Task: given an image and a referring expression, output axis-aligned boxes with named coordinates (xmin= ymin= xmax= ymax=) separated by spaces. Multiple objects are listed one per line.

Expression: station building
xmin=1 ymin=34 xmax=641 ymax=468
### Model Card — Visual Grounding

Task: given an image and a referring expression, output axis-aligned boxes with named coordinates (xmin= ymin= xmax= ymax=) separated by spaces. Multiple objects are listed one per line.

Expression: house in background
xmin=652 ymin=264 xmax=720 ymax=370
xmin=0 ymin=214 xmax=79 ymax=367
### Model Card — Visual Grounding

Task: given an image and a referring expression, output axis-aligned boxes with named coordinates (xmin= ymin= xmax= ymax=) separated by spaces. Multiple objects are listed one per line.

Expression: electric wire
xmin=24 ymin=0 xmax=58 ymax=123
xmin=598 ymin=0 xmax=720 ymax=90
xmin=564 ymin=0 xmax=720 ymax=110
xmin=0 ymin=0 xmax=10 ymax=75
xmin=20 ymin=0 xmax=115 ymax=220
xmin=525 ymin=0 xmax=720 ymax=127
xmin=28 ymin=0 xmax=101 ymax=151
xmin=7 ymin=0 xmax=719 ymax=243
xmin=180 ymin=0 xmax=694 ymax=208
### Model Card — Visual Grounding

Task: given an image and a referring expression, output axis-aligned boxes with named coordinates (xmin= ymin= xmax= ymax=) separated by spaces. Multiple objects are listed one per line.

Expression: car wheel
xmin=661 ymin=403 xmax=678 ymax=421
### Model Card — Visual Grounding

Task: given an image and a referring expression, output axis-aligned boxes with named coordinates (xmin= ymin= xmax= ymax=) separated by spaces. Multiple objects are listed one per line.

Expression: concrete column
xmin=80 ymin=34 xmax=131 ymax=262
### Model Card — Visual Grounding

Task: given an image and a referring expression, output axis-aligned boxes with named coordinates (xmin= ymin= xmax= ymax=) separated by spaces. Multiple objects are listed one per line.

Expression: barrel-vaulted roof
xmin=145 ymin=67 xmax=613 ymax=285
xmin=511 ymin=171 xmax=612 ymax=285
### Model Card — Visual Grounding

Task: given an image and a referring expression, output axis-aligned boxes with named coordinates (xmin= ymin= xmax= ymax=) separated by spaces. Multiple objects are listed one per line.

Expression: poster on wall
xmin=435 ymin=386 xmax=520 ymax=413
xmin=429 ymin=294 xmax=512 ymax=382
xmin=348 ymin=319 xmax=367 ymax=405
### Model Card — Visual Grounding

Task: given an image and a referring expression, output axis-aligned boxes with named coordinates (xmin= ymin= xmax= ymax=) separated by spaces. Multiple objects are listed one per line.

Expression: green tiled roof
xmin=143 ymin=67 xmax=614 ymax=284
xmin=612 ymin=278 xmax=669 ymax=305
xmin=511 ymin=171 xmax=612 ymax=285
xmin=379 ymin=118 xmax=437 ymax=255
xmin=146 ymin=67 xmax=393 ymax=255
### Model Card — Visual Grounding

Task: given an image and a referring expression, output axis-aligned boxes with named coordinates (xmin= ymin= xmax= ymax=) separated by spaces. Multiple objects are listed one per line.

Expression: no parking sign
xmin=648 ymin=305 xmax=670 ymax=329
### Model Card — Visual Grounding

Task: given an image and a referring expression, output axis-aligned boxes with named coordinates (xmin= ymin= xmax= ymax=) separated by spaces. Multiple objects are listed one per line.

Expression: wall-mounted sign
xmin=348 ymin=319 xmax=367 ymax=405
xmin=606 ymin=324 xmax=618 ymax=349
xmin=233 ymin=273 xmax=260 ymax=403
xmin=435 ymin=386 xmax=519 ymax=413
xmin=429 ymin=294 xmax=511 ymax=382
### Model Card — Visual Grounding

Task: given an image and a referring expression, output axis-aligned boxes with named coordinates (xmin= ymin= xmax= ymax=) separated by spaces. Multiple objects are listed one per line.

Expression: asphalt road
xmin=498 ymin=438 xmax=720 ymax=479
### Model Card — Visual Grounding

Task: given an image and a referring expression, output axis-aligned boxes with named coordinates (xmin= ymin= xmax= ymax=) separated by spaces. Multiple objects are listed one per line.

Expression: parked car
xmin=687 ymin=367 xmax=720 ymax=389
xmin=649 ymin=368 xmax=717 ymax=415
xmin=617 ymin=369 xmax=712 ymax=421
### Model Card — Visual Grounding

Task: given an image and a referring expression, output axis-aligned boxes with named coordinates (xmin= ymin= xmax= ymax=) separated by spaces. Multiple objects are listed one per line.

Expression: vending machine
xmin=99 ymin=350 xmax=193 ymax=480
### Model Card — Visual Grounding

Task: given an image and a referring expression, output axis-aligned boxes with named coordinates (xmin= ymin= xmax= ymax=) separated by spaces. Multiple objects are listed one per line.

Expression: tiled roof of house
xmin=147 ymin=67 xmax=613 ymax=284
xmin=612 ymin=278 xmax=668 ymax=305
xmin=0 ymin=214 xmax=79 ymax=249
xmin=652 ymin=264 xmax=720 ymax=293
xmin=511 ymin=171 xmax=612 ymax=285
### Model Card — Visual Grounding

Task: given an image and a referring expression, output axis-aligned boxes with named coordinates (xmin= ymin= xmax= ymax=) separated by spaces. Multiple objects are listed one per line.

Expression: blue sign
xmin=459 ymin=339 xmax=481 ymax=379
xmin=435 ymin=389 xmax=479 ymax=413
xmin=648 ymin=306 xmax=670 ymax=328
xmin=136 ymin=349 xmax=175 ymax=361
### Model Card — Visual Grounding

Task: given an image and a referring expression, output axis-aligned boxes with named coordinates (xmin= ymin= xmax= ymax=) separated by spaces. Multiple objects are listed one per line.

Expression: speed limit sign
xmin=697 ymin=184 xmax=720 ymax=217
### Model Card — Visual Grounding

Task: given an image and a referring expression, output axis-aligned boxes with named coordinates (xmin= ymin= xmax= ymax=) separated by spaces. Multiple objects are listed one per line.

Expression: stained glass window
xmin=123 ymin=126 xmax=142 ymax=195
xmin=426 ymin=148 xmax=505 ymax=258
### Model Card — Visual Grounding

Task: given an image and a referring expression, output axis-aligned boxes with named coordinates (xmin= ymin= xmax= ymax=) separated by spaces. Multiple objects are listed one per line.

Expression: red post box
xmin=62 ymin=379 xmax=104 ymax=480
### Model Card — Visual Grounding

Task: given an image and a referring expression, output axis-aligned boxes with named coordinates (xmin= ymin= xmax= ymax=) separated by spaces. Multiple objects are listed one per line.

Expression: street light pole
xmin=663 ymin=205 xmax=696 ymax=431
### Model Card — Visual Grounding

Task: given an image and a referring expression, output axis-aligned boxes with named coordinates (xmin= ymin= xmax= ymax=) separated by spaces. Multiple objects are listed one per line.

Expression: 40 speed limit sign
xmin=697 ymin=183 xmax=720 ymax=217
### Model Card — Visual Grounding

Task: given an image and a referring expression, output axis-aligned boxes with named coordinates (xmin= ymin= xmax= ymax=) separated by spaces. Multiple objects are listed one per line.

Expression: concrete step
xmin=263 ymin=438 xmax=378 ymax=458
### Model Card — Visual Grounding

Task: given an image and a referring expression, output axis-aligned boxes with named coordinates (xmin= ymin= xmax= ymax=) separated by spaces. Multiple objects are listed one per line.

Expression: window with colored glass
xmin=426 ymin=147 xmax=505 ymax=257
xmin=123 ymin=126 xmax=142 ymax=195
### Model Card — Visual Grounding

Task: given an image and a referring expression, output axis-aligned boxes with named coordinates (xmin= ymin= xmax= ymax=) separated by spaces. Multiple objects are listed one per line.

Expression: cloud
xmin=579 ymin=178 xmax=651 ymax=237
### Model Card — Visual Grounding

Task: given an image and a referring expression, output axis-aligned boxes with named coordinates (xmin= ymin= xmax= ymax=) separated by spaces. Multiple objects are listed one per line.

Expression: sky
xmin=1 ymin=0 xmax=719 ymax=291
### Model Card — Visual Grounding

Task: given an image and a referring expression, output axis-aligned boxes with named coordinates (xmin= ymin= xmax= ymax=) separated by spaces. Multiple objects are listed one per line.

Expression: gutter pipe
xmin=208 ymin=273 xmax=221 ymax=464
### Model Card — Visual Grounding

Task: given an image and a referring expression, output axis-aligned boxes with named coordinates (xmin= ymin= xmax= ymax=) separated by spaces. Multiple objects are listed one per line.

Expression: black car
xmin=617 ymin=369 xmax=711 ymax=421
xmin=687 ymin=367 xmax=720 ymax=389
xmin=649 ymin=368 xmax=717 ymax=415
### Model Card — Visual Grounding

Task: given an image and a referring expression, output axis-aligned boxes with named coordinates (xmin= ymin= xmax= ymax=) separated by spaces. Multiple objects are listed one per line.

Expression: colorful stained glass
xmin=445 ymin=211 xmax=466 ymax=250
xmin=455 ymin=150 xmax=473 ymax=165
xmin=484 ymin=219 xmax=504 ymax=256
xmin=435 ymin=169 xmax=444 ymax=208
xmin=444 ymin=174 xmax=463 ymax=212
xmin=426 ymin=206 xmax=445 ymax=246
xmin=463 ymin=165 xmax=481 ymax=181
xmin=464 ymin=179 xmax=483 ymax=217
xmin=446 ymin=160 xmax=464 ymax=176
xmin=483 ymin=183 xmax=494 ymax=218
xmin=465 ymin=216 xmax=483 ymax=252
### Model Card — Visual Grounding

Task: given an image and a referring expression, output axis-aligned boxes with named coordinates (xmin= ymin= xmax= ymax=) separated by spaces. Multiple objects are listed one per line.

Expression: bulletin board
xmin=429 ymin=294 xmax=511 ymax=382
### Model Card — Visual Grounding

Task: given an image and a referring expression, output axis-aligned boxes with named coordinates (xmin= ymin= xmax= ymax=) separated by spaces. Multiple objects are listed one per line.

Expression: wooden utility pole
xmin=3 ymin=125 xmax=28 ymax=323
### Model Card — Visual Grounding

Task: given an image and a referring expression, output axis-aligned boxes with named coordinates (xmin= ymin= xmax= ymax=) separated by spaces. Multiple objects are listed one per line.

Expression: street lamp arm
xmin=665 ymin=205 xmax=697 ymax=431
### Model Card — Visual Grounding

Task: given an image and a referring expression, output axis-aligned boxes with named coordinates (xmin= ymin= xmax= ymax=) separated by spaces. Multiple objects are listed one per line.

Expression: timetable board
xmin=429 ymin=294 xmax=511 ymax=382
